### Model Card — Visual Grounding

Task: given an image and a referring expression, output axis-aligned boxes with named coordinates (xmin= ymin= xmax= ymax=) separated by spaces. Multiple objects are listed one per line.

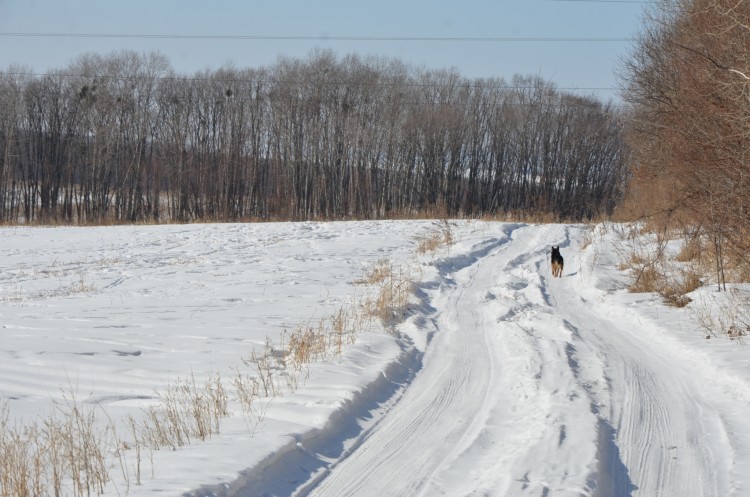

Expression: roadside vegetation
xmin=612 ymin=220 xmax=749 ymax=340
xmin=618 ymin=0 xmax=750 ymax=289
xmin=615 ymin=0 xmax=749 ymax=337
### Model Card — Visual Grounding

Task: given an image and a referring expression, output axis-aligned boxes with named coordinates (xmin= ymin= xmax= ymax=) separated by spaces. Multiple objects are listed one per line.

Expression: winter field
xmin=1 ymin=220 xmax=750 ymax=496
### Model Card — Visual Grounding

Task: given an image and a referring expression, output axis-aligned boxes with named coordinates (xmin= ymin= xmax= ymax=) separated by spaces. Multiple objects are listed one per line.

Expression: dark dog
xmin=551 ymin=246 xmax=564 ymax=278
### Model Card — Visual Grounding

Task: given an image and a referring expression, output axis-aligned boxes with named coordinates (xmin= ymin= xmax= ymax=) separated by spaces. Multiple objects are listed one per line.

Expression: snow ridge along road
xmin=225 ymin=223 xmax=743 ymax=497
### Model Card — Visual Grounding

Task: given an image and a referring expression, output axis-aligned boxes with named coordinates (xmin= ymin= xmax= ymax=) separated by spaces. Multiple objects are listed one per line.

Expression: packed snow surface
xmin=2 ymin=221 xmax=750 ymax=496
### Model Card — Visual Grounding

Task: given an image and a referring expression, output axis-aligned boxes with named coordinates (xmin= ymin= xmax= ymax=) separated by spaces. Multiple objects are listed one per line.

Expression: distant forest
xmin=0 ymin=50 xmax=628 ymax=224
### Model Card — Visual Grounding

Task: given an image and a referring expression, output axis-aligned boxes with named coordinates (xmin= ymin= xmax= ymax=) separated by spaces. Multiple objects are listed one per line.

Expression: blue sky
xmin=0 ymin=0 xmax=647 ymax=101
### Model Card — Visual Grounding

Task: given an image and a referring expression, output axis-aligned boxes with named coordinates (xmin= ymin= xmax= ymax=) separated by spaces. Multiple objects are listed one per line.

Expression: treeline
xmin=621 ymin=0 xmax=750 ymax=285
xmin=0 ymin=50 xmax=627 ymax=224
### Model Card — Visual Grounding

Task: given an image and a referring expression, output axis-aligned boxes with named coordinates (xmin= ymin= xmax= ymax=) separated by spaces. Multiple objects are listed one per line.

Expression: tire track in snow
xmin=438 ymin=224 xmax=604 ymax=496
xmin=565 ymin=313 xmax=724 ymax=496
xmin=304 ymin=224 xmax=603 ymax=497
xmin=550 ymin=227 xmax=733 ymax=497
xmin=302 ymin=224 xmax=528 ymax=497
xmin=493 ymin=223 xmax=717 ymax=495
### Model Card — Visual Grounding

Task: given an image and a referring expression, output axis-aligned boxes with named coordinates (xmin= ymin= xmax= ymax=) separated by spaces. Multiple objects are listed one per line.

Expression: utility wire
xmin=0 ymin=33 xmax=629 ymax=99
xmin=0 ymin=32 xmax=632 ymax=42
xmin=546 ymin=0 xmax=651 ymax=3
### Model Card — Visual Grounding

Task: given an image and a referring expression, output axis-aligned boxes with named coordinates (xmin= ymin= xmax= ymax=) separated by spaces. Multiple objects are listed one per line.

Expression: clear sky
xmin=0 ymin=0 xmax=648 ymax=101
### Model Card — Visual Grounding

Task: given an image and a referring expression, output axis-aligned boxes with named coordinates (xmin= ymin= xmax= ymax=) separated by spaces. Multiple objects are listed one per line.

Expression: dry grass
xmin=616 ymin=224 xmax=706 ymax=308
xmin=416 ymin=220 xmax=454 ymax=256
xmin=629 ymin=265 xmax=663 ymax=294
xmin=0 ymin=393 xmax=113 ymax=497
xmin=659 ymin=269 xmax=703 ymax=308
xmin=675 ymin=233 xmax=703 ymax=263
xmin=138 ymin=372 xmax=228 ymax=450
xmin=364 ymin=264 xmax=418 ymax=325
xmin=358 ymin=258 xmax=393 ymax=285
xmin=627 ymin=256 xmax=701 ymax=308
xmin=285 ymin=306 xmax=361 ymax=366
xmin=619 ymin=230 xmax=667 ymax=294
xmin=232 ymin=368 xmax=268 ymax=433
xmin=478 ymin=210 xmax=563 ymax=224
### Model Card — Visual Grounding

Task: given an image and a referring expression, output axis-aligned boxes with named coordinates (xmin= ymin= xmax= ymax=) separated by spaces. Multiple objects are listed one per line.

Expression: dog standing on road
xmin=551 ymin=246 xmax=564 ymax=278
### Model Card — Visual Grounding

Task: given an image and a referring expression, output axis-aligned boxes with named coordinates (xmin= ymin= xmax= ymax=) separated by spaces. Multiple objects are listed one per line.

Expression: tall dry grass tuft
xmin=232 ymin=367 xmax=268 ymax=432
xmin=243 ymin=337 xmax=284 ymax=398
xmin=139 ymin=372 xmax=228 ymax=450
xmin=359 ymin=258 xmax=393 ymax=285
xmin=416 ymin=220 xmax=455 ymax=256
xmin=56 ymin=391 xmax=112 ymax=497
xmin=617 ymin=224 xmax=704 ymax=308
xmin=0 ymin=394 xmax=113 ymax=497
xmin=364 ymin=264 xmax=418 ymax=325
xmin=0 ymin=405 xmax=42 ymax=497
xmin=659 ymin=268 xmax=703 ymax=308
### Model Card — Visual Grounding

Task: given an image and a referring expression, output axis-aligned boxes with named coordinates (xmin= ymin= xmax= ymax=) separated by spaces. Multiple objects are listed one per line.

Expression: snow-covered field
xmin=2 ymin=220 xmax=749 ymax=496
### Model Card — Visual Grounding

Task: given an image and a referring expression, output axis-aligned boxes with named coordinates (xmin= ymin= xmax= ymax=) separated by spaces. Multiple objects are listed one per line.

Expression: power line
xmin=0 ymin=32 xmax=632 ymax=43
xmin=546 ymin=0 xmax=651 ymax=3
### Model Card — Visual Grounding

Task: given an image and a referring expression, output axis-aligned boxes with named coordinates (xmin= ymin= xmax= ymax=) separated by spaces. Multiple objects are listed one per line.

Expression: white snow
xmin=1 ymin=221 xmax=749 ymax=496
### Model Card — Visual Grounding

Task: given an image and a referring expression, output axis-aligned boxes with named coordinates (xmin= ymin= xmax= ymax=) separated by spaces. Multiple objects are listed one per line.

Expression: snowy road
xmin=3 ymin=222 xmax=748 ymax=497
xmin=240 ymin=223 xmax=747 ymax=497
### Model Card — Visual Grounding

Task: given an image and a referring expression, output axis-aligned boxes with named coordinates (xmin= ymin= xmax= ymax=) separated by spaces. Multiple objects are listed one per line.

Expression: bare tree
xmin=0 ymin=50 xmax=627 ymax=224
